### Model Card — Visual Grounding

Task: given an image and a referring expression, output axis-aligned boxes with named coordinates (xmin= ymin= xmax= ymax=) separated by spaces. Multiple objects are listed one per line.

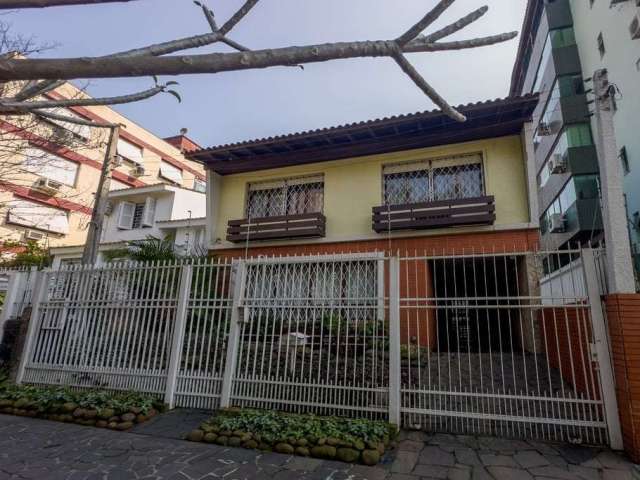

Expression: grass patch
xmin=187 ymin=408 xmax=397 ymax=465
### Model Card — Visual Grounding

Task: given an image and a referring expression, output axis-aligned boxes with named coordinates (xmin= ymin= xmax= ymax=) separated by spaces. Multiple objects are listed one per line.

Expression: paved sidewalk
xmin=0 ymin=413 xmax=637 ymax=480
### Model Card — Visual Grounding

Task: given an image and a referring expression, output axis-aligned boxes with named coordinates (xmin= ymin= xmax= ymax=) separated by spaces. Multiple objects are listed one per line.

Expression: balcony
xmin=372 ymin=196 xmax=496 ymax=233
xmin=227 ymin=212 xmax=326 ymax=243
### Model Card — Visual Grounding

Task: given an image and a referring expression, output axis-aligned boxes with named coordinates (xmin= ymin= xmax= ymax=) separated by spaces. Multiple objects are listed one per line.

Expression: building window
xmin=620 ymin=146 xmax=630 ymax=175
xmin=383 ymin=154 xmax=484 ymax=205
xmin=6 ymin=199 xmax=70 ymax=234
xmin=116 ymin=138 xmax=144 ymax=165
xmin=23 ymin=148 xmax=79 ymax=186
xmin=246 ymin=176 xmax=324 ymax=218
xmin=117 ymin=198 xmax=156 ymax=230
xmin=531 ymin=27 xmax=577 ymax=94
xmin=539 ymin=175 xmax=600 ymax=234
xmin=597 ymin=32 xmax=605 ymax=58
xmin=193 ymin=178 xmax=206 ymax=193
xmin=41 ymin=107 xmax=92 ymax=142
xmin=159 ymin=160 xmax=183 ymax=185
xmin=537 ymin=124 xmax=594 ymax=188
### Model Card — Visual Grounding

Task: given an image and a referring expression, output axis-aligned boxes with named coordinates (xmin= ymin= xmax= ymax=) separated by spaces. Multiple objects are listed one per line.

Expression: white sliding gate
xmin=15 ymin=249 xmax=621 ymax=447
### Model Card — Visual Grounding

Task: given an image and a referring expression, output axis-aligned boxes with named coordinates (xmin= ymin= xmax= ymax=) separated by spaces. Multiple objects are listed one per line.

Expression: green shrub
xmin=0 ymin=383 xmax=161 ymax=415
xmin=204 ymin=408 xmax=395 ymax=445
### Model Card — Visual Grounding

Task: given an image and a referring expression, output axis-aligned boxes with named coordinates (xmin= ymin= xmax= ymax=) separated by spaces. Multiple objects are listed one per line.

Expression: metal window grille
xmin=132 ymin=203 xmax=145 ymax=229
xmin=384 ymin=157 xmax=484 ymax=205
xmin=246 ymin=176 xmax=324 ymax=218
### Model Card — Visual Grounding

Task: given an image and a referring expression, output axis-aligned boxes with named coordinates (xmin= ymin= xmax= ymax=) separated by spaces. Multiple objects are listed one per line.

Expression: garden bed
xmin=0 ymin=383 xmax=163 ymax=430
xmin=186 ymin=408 xmax=396 ymax=465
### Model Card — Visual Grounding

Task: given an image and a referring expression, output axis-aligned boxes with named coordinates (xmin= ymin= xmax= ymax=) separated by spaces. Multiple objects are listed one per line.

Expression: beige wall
xmin=0 ymin=81 xmax=205 ymax=250
xmin=211 ymin=135 xmax=531 ymax=247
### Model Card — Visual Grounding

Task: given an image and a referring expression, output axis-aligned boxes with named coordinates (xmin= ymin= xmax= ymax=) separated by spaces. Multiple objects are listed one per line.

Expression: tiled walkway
xmin=0 ymin=413 xmax=637 ymax=480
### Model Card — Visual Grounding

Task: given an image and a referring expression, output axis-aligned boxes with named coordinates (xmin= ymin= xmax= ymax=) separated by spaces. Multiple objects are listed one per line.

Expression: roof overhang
xmin=108 ymin=183 xmax=176 ymax=199
xmin=189 ymin=95 xmax=539 ymax=175
xmin=156 ymin=217 xmax=207 ymax=229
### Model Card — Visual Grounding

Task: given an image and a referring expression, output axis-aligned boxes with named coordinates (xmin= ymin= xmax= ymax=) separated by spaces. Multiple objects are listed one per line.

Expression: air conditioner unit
xmin=132 ymin=164 xmax=145 ymax=176
xmin=549 ymin=213 xmax=566 ymax=233
xmin=34 ymin=177 xmax=63 ymax=195
xmin=538 ymin=122 xmax=553 ymax=136
xmin=548 ymin=153 xmax=567 ymax=174
xmin=113 ymin=155 xmax=124 ymax=167
xmin=630 ymin=15 xmax=640 ymax=40
xmin=24 ymin=230 xmax=45 ymax=241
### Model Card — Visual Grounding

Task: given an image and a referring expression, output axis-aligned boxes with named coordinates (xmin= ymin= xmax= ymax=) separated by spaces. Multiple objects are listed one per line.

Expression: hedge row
xmin=187 ymin=408 xmax=396 ymax=466
xmin=0 ymin=383 xmax=163 ymax=431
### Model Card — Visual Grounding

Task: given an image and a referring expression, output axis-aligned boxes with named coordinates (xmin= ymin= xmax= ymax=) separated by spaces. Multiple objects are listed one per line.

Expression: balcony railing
xmin=372 ymin=196 xmax=496 ymax=233
xmin=227 ymin=212 xmax=326 ymax=243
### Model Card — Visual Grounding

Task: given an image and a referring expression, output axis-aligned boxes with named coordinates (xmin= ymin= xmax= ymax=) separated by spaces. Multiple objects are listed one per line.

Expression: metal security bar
xmin=397 ymin=248 xmax=613 ymax=445
xmin=21 ymin=262 xmax=183 ymax=396
xmin=15 ymin=249 xmax=619 ymax=447
xmin=173 ymin=258 xmax=235 ymax=409
xmin=228 ymin=254 xmax=389 ymax=419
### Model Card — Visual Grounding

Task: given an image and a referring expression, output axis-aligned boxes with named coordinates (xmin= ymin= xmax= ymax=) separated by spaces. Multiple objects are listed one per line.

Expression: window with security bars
xmin=383 ymin=155 xmax=484 ymax=205
xmin=244 ymin=259 xmax=379 ymax=321
xmin=246 ymin=176 xmax=324 ymax=218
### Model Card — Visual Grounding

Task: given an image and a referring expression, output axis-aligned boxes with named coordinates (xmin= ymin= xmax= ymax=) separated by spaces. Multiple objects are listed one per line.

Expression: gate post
xmin=0 ymin=271 xmax=26 ymax=344
xmin=582 ymin=248 xmax=623 ymax=450
xmin=16 ymin=271 xmax=48 ymax=385
xmin=220 ymin=260 xmax=247 ymax=409
xmin=164 ymin=264 xmax=193 ymax=409
xmin=388 ymin=256 xmax=401 ymax=426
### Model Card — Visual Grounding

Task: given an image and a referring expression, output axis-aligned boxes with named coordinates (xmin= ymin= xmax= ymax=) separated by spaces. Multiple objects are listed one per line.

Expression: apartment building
xmin=510 ymin=0 xmax=640 ymax=281
xmin=0 ymin=81 xmax=206 ymax=255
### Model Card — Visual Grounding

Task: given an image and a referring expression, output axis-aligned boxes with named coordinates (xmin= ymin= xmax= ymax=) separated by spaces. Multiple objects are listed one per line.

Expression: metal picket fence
xmin=13 ymin=249 xmax=622 ymax=448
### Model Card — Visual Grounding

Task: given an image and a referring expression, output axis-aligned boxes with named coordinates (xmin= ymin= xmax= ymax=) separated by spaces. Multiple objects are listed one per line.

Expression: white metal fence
xmin=14 ymin=249 xmax=621 ymax=447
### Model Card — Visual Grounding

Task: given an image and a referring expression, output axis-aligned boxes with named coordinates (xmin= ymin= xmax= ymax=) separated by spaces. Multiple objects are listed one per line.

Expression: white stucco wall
xmin=570 ymin=1 xmax=640 ymax=250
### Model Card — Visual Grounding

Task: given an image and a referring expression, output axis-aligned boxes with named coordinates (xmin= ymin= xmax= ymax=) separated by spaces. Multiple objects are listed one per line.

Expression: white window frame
xmin=7 ymin=199 xmax=70 ymax=234
xmin=117 ymin=201 xmax=136 ymax=230
xmin=41 ymin=107 xmax=92 ymax=141
xmin=142 ymin=197 xmax=156 ymax=227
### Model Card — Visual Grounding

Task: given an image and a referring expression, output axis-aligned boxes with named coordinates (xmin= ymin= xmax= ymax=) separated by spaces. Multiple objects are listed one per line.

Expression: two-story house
xmin=0 ymin=81 xmax=206 ymax=258
xmin=191 ymin=96 xmax=539 ymax=259
xmin=188 ymin=95 xmax=539 ymax=353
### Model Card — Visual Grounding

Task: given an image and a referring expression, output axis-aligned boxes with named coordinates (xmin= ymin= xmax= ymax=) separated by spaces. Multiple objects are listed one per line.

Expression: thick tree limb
xmin=0 ymin=0 xmax=137 ymax=8
xmin=392 ymin=50 xmax=465 ymax=122
xmin=422 ymin=6 xmax=488 ymax=43
xmin=396 ymin=0 xmax=455 ymax=46
xmin=0 ymin=34 xmax=517 ymax=81
xmin=0 ymin=85 xmax=165 ymax=112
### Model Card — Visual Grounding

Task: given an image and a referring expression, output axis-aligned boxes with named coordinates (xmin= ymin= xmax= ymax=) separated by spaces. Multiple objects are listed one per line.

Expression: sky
xmin=9 ymin=0 xmax=527 ymax=149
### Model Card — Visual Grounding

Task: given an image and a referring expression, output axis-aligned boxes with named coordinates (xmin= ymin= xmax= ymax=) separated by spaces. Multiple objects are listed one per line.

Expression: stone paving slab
xmin=0 ymin=413 xmax=637 ymax=480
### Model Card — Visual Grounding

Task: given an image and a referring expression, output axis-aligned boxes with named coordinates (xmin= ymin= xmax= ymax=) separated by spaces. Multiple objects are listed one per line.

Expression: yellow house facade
xmin=190 ymin=96 xmax=540 ymax=257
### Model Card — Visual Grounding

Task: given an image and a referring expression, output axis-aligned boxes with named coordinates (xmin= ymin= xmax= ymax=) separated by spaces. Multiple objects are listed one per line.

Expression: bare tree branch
xmin=0 ymin=34 xmax=517 ymax=80
xmin=396 ymin=0 xmax=455 ymax=46
xmin=0 ymin=84 xmax=168 ymax=112
xmin=218 ymin=0 xmax=259 ymax=36
xmin=195 ymin=1 xmax=250 ymax=52
xmin=422 ymin=6 xmax=488 ymax=43
xmin=14 ymin=79 xmax=64 ymax=101
xmin=0 ymin=0 xmax=138 ymax=8
xmin=391 ymin=49 xmax=465 ymax=122
xmin=33 ymin=108 xmax=116 ymax=127
xmin=405 ymin=32 xmax=518 ymax=52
